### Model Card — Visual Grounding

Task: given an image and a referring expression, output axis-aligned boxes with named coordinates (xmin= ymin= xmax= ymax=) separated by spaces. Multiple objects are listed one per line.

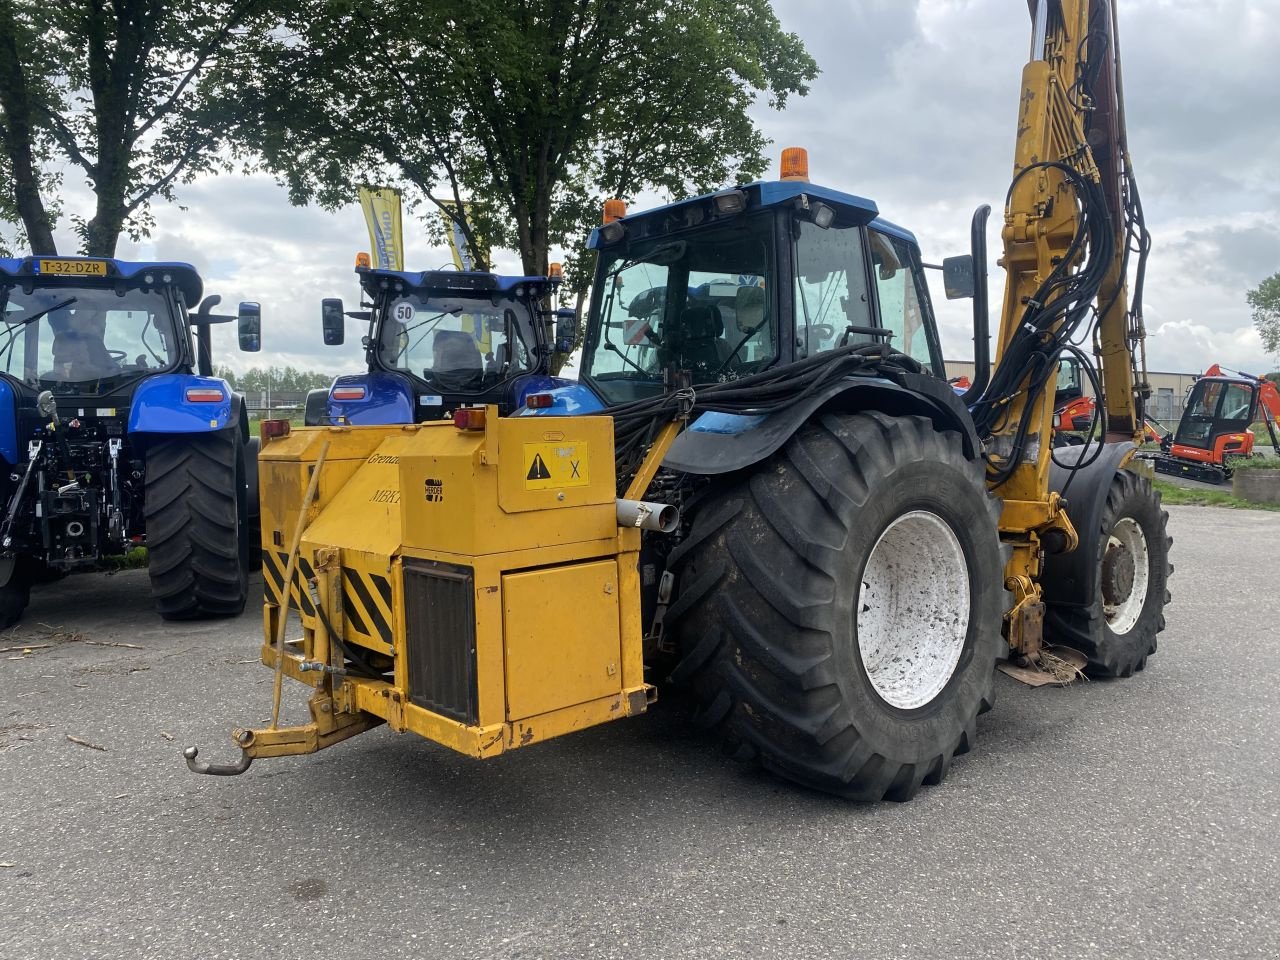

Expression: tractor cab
xmin=0 ymin=256 xmax=259 ymax=403
xmin=310 ymin=261 xmax=566 ymax=425
xmin=573 ymin=174 xmax=947 ymax=410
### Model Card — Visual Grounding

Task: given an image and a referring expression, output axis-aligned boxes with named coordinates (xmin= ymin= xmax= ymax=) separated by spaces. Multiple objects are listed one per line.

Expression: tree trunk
xmin=0 ymin=4 xmax=56 ymax=254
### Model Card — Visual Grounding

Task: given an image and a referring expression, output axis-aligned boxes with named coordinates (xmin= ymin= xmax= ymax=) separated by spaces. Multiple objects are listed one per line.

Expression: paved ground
xmin=2 ymin=505 xmax=1277 ymax=960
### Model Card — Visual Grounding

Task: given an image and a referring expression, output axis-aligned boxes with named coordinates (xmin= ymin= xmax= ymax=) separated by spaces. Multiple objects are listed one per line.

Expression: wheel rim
xmin=857 ymin=510 xmax=970 ymax=711
xmin=1101 ymin=516 xmax=1149 ymax=635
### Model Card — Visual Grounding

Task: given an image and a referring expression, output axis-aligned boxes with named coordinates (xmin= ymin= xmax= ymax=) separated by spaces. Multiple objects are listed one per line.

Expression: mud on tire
xmin=145 ymin=428 xmax=249 ymax=620
xmin=667 ymin=412 xmax=1005 ymax=801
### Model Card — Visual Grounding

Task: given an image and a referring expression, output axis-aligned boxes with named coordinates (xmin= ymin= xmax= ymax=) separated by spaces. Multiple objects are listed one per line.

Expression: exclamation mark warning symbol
xmin=526 ymin=453 xmax=552 ymax=481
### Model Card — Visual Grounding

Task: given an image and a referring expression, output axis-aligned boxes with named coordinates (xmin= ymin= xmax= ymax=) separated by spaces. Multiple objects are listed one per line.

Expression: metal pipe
xmin=960 ymin=204 xmax=992 ymax=407
xmin=616 ymin=498 xmax=679 ymax=533
xmin=1030 ymin=0 xmax=1049 ymax=60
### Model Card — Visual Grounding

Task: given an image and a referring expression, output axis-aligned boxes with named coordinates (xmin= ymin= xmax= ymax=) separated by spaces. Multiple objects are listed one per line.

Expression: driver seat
xmin=432 ymin=330 xmax=482 ymax=375
xmin=49 ymin=310 xmax=118 ymax=380
xmin=676 ymin=304 xmax=724 ymax=375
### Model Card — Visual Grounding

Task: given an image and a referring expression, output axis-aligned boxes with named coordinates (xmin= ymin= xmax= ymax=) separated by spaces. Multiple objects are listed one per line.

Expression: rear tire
xmin=145 ymin=429 xmax=249 ymax=620
xmin=0 ymin=563 xmax=31 ymax=630
xmin=1044 ymin=469 xmax=1171 ymax=677
xmin=668 ymin=412 xmax=1004 ymax=801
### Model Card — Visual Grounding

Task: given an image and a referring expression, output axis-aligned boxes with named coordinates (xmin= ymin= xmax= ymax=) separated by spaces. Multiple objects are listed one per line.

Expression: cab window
xmin=869 ymin=230 xmax=936 ymax=374
xmin=792 ymin=221 xmax=873 ymax=358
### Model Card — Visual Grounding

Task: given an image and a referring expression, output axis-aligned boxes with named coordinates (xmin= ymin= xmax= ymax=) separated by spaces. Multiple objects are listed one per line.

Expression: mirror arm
xmin=959 ymin=204 xmax=992 ymax=407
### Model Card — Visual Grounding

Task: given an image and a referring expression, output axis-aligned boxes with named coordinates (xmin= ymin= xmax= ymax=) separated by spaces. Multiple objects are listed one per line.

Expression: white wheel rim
xmin=857 ymin=510 xmax=970 ymax=711
xmin=1102 ymin=517 xmax=1149 ymax=635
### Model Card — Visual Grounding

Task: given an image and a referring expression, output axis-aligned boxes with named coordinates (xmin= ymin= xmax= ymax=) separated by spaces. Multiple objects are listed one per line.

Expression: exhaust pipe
xmin=616 ymin=499 xmax=679 ymax=533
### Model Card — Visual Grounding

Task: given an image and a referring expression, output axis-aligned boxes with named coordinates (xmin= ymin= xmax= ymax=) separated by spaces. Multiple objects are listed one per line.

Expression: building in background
xmin=945 ymin=360 xmax=1201 ymax=431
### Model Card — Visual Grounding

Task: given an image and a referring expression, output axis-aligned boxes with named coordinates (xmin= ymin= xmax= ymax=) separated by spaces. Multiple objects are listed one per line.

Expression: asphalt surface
xmin=2 ymin=505 xmax=1277 ymax=960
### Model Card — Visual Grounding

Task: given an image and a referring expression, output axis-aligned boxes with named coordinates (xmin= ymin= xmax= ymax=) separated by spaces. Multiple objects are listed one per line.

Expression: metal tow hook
xmin=182 ymin=744 xmax=253 ymax=776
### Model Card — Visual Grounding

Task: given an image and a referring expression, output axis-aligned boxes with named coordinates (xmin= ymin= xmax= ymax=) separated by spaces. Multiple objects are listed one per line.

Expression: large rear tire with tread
xmin=668 ymin=412 xmax=1005 ymax=801
xmin=145 ymin=429 xmax=249 ymax=620
xmin=1044 ymin=470 xmax=1171 ymax=678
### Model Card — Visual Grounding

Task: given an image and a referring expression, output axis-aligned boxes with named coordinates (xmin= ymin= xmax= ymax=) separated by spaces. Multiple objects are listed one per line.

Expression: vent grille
xmin=403 ymin=560 xmax=478 ymax=725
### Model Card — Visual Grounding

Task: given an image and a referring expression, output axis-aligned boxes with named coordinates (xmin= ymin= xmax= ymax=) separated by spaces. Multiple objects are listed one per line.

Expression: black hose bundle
xmin=607 ymin=344 xmax=923 ymax=492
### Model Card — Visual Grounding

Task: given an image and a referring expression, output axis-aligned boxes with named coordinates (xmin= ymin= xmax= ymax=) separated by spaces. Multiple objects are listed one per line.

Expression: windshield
xmin=0 ymin=285 xmax=181 ymax=392
xmin=376 ymin=290 xmax=535 ymax=393
xmin=582 ymin=215 xmax=777 ymax=404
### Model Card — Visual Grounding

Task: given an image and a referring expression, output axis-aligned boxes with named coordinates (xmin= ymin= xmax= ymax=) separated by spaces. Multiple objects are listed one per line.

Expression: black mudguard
xmin=663 ymin=372 xmax=981 ymax=476
xmin=1041 ymin=440 xmax=1138 ymax=607
xmin=304 ymin=388 xmax=329 ymax=426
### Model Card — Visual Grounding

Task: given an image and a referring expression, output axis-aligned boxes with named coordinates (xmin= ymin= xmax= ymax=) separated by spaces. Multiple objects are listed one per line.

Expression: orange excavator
xmin=1052 ymin=356 xmax=1161 ymax=444
xmin=1149 ymin=364 xmax=1280 ymax=484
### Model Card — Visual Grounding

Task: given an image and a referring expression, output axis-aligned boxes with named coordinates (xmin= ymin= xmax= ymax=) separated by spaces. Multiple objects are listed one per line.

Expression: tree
xmin=0 ymin=0 xmax=278 ymax=257
xmin=1249 ymin=272 xmax=1280 ymax=357
xmin=245 ymin=0 xmax=817 ymax=281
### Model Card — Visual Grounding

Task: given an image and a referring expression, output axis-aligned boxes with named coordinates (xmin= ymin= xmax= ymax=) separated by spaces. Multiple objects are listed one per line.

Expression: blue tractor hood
xmin=0 ymin=256 xmax=203 ymax=304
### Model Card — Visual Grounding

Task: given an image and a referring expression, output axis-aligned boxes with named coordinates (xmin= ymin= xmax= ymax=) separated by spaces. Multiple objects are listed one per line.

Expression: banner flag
xmin=358 ymin=186 xmax=404 ymax=270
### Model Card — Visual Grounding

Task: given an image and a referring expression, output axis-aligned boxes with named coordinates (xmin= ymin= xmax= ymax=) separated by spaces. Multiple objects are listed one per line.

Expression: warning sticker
xmin=523 ymin=441 xmax=589 ymax=491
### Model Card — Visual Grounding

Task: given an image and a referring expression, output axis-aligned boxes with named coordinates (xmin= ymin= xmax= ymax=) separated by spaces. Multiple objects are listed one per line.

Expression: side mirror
xmin=554 ymin=307 xmax=576 ymax=354
xmin=237 ymin=301 xmax=261 ymax=352
xmin=942 ymin=255 xmax=975 ymax=300
xmin=322 ymin=298 xmax=345 ymax=346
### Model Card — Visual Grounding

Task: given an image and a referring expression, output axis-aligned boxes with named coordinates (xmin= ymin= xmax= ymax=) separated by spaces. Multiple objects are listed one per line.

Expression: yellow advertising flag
xmin=358 ymin=186 xmax=404 ymax=270
xmin=438 ymin=200 xmax=490 ymax=272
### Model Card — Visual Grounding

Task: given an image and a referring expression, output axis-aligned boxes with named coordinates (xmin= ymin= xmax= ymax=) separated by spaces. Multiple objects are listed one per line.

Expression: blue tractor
xmin=305 ymin=262 xmax=573 ymax=425
xmin=0 ymin=256 xmax=262 ymax=627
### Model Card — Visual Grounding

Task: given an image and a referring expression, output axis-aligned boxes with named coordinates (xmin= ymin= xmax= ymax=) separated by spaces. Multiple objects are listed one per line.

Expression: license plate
xmin=38 ymin=259 xmax=107 ymax=277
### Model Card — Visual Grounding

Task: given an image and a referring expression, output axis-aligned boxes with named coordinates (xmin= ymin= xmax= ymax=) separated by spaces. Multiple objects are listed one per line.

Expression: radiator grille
xmin=402 ymin=560 xmax=478 ymax=725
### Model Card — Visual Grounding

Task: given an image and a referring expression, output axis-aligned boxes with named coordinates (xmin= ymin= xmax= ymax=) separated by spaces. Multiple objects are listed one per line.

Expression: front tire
xmin=1044 ymin=470 xmax=1171 ymax=677
xmin=668 ymin=412 xmax=1004 ymax=801
xmin=145 ymin=429 xmax=249 ymax=620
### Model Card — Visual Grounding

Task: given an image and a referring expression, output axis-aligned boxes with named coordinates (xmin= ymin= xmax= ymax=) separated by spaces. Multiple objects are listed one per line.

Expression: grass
xmin=1152 ymin=478 xmax=1280 ymax=512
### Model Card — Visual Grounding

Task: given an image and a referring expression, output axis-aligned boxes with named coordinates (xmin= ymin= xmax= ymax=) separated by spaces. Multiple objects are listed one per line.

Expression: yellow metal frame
xmin=230 ymin=409 xmax=678 ymax=764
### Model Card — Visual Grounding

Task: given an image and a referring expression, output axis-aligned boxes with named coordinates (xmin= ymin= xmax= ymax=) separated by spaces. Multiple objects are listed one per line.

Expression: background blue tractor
xmin=0 ymin=255 xmax=262 ymax=627
xmin=305 ymin=262 xmax=574 ymax=425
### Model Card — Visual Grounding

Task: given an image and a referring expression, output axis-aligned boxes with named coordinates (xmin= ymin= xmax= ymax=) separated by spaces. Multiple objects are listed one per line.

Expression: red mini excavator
xmin=1150 ymin=365 xmax=1280 ymax=484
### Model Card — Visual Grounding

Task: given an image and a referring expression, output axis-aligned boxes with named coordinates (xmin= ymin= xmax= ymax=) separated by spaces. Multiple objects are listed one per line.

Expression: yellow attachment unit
xmin=251 ymin=410 xmax=653 ymax=765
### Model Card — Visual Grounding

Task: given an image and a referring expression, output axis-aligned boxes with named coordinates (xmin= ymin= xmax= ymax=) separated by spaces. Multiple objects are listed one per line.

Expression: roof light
xmin=331 ymin=386 xmax=366 ymax=401
xmin=260 ymin=419 xmax=291 ymax=439
xmin=548 ymin=262 xmax=563 ymax=280
xmin=453 ymin=407 xmax=487 ymax=431
xmin=780 ymin=146 xmax=810 ymax=182
xmin=599 ymin=221 xmax=625 ymax=245
xmin=810 ymin=201 xmax=835 ymax=229
xmin=711 ymin=188 xmax=747 ymax=215
xmin=603 ymin=198 xmax=627 ymax=223
xmin=526 ymin=393 xmax=554 ymax=409
xmin=355 ymin=251 xmax=372 ymax=269
xmin=185 ymin=387 xmax=225 ymax=402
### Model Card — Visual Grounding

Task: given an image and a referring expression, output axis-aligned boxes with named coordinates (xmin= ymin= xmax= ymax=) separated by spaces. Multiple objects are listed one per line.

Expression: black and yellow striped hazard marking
xmin=261 ymin=551 xmax=315 ymax=617
xmin=261 ymin=552 xmax=393 ymax=647
xmin=342 ymin=567 xmax=393 ymax=647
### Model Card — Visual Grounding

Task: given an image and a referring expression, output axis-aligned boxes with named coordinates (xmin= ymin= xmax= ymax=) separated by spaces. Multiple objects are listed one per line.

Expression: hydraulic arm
xmin=980 ymin=0 xmax=1151 ymax=659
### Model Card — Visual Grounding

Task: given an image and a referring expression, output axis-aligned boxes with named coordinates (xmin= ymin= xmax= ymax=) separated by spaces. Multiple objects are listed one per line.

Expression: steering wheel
xmin=107 ymin=349 xmax=128 ymax=363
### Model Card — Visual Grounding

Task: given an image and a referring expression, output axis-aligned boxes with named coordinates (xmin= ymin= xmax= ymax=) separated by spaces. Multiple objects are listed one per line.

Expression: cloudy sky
xmin=31 ymin=0 xmax=1280 ymax=377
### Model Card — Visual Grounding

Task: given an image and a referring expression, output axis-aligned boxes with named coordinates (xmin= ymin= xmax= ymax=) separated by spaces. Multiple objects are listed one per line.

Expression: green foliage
xmin=1248 ymin=272 xmax=1280 ymax=356
xmin=0 ymin=0 xmax=281 ymax=256
xmin=1226 ymin=453 xmax=1280 ymax=472
xmin=216 ymin=365 xmax=334 ymax=393
xmin=242 ymin=0 xmax=818 ymax=284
